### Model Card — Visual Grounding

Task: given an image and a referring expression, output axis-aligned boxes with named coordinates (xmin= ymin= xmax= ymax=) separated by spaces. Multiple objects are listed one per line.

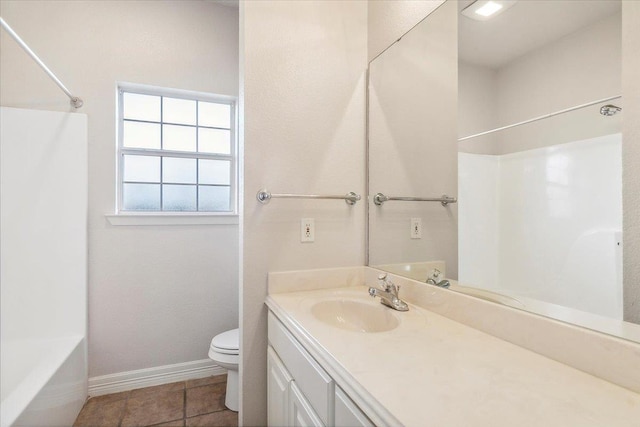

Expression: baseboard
xmin=88 ymin=359 xmax=226 ymax=396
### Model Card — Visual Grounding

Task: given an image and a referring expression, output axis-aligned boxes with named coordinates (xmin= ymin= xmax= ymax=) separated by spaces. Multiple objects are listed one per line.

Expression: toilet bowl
xmin=208 ymin=328 xmax=239 ymax=412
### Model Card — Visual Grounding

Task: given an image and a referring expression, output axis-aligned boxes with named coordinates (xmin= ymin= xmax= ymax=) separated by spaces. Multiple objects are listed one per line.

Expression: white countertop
xmin=266 ymin=285 xmax=640 ymax=426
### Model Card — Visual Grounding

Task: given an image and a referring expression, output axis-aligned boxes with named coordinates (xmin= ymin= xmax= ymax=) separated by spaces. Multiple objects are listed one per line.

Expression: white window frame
xmin=108 ymin=82 xmax=239 ymax=225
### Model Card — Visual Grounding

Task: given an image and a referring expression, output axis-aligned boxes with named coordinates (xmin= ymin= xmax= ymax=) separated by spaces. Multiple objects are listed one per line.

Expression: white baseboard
xmin=88 ymin=359 xmax=226 ymax=396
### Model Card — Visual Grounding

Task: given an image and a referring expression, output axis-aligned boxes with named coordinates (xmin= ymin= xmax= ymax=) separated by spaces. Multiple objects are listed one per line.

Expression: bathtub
xmin=1 ymin=337 xmax=87 ymax=427
xmin=1 ymin=108 xmax=89 ymax=426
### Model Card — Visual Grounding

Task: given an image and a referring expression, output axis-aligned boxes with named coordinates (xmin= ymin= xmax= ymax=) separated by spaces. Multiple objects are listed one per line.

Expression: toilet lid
xmin=211 ymin=328 xmax=239 ymax=353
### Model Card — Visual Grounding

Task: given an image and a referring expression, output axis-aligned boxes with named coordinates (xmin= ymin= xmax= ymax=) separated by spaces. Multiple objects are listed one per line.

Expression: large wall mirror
xmin=367 ymin=0 xmax=640 ymax=342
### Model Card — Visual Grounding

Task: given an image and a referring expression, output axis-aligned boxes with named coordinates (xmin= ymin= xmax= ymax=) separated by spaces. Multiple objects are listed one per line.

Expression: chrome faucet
xmin=369 ymin=273 xmax=409 ymax=311
xmin=426 ymin=268 xmax=450 ymax=288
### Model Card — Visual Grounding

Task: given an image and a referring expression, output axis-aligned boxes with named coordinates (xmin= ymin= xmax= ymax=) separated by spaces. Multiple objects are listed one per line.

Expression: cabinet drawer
xmin=268 ymin=312 xmax=333 ymax=425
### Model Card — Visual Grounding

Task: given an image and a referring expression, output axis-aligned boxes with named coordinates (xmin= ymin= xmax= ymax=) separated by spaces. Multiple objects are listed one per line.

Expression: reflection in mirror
xmin=368 ymin=0 xmax=640 ymax=343
xmin=457 ymin=0 xmax=634 ymax=335
xmin=368 ymin=1 xmax=458 ymax=279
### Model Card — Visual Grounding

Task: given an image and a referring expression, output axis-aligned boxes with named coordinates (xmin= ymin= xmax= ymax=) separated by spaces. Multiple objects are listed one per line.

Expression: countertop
xmin=266 ymin=285 xmax=640 ymax=426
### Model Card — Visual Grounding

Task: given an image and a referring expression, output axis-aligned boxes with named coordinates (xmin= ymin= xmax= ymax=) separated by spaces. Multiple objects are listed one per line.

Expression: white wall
xmin=241 ymin=1 xmax=367 ymax=424
xmin=622 ymin=1 xmax=640 ymax=323
xmin=368 ymin=1 xmax=458 ymax=276
xmin=457 ymin=61 xmax=497 ymax=143
xmin=367 ymin=0 xmax=443 ymax=62
xmin=0 ymin=0 xmax=240 ymax=377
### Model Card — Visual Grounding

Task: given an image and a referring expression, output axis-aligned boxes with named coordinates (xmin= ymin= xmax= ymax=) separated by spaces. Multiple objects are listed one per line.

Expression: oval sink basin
xmin=311 ymin=300 xmax=399 ymax=333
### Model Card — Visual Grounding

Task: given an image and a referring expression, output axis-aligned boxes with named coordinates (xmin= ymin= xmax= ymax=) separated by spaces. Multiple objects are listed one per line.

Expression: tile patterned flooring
xmin=74 ymin=374 xmax=238 ymax=427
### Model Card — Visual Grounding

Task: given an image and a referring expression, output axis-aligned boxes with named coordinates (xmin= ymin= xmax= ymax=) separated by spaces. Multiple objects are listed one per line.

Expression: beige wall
xmin=0 ymin=0 xmax=240 ymax=377
xmin=240 ymin=1 xmax=367 ymax=424
xmin=496 ymin=12 xmax=621 ymax=128
xmin=367 ymin=0 xmax=443 ymax=62
xmin=622 ymin=1 xmax=640 ymax=323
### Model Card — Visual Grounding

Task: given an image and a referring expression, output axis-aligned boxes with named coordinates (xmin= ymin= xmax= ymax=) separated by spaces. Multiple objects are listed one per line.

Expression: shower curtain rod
xmin=0 ymin=17 xmax=83 ymax=108
xmin=458 ymin=95 xmax=622 ymax=142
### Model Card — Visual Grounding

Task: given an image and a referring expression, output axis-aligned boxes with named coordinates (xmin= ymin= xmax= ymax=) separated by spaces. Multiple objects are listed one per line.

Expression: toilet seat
xmin=210 ymin=328 xmax=239 ymax=355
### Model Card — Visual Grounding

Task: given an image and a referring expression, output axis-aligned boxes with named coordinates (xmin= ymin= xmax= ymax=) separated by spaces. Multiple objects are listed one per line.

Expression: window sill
xmin=105 ymin=213 xmax=239 ymax=226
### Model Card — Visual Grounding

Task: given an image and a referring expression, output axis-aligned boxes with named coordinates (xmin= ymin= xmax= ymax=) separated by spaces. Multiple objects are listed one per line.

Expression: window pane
xmin=163 ymin=184 xmax=197 ymax=211
xmin=163 ymin=157 xmax=196 ymax=184
xmin=199 ymin=186 xmax=230 ymax=211
xmin=123 ymin=93 xmax=160 ymax=122
xmin=198 ymin=128 xmax=230 ymax=154
xmin=199 ymin=159 xmax=230 ymax=185
xmin=163 ymin=124 xmax=196 ymax=152
xmin=199 ymin=102 xmax=231 ymax=128
xmin=123 ymin=183 xmax=160 ymax=210
xmin=123 ymin=121 xmax=161 ymax=149
xmin=163 ymin=97 xmax=196 ymax=125
xmin=123 ymin=155 xmax=160 ymax=182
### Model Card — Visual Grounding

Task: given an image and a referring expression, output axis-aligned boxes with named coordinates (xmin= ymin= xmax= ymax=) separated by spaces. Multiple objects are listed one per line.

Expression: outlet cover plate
xmin=411 ymin=218 xmax=422 ymax=239
xmin=301 ymin=218 xmax=315 ymax=242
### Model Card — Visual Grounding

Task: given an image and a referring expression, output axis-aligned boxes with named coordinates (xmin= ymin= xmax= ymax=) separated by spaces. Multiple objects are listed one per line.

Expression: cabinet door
xmin=268 ymin=346 xmax=292 ymax=427
xmin=335 ymin=387 xmax=374 ymax=427
xmin=289 ymin=381 xmax=324 ymax=427
xmin=268 ymin=312 xmax=333 ymax=425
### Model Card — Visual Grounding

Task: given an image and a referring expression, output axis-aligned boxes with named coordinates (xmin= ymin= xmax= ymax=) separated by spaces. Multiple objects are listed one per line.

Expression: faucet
xmin=426 ymin=268 xmax=450 ymax=288
xmin=369 ymin=273 xmax=409 ymax=311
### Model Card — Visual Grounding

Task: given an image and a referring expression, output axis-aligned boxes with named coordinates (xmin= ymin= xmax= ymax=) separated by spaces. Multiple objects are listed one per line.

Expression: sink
xmin=311 ymin=299 xmax=400 ymax=333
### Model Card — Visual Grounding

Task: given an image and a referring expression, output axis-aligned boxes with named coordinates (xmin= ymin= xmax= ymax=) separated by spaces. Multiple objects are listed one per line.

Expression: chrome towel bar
xmin=257 ymin=189 xmax=361 ymax=205
xmin=373 ymin=193 xmax=457 ymax=207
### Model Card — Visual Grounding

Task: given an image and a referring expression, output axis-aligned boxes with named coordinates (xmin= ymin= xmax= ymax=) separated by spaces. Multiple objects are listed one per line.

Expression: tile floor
xmin=74 ymin=374 xmax=237 ymax=427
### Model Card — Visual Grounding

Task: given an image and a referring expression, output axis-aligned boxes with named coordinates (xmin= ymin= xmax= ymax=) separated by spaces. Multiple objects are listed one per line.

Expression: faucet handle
xmin=428 ymin=268 xmax=442 ymax=282
xmin=378 ymin=273 xmax=393 ymax=292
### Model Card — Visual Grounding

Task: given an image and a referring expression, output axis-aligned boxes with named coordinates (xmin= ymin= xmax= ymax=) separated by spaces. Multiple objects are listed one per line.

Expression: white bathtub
xmin=1 ymin=337 xmax=87 ymax=427
xmin=1 ymin=108 xmax=89 ymax=426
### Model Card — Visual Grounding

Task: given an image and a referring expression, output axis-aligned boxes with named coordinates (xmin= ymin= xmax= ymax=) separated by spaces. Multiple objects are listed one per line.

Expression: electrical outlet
xmin=411 ymin=218 xmax=422 ymax=239
xmin=301 ymin=218 xmax=315 ymax=243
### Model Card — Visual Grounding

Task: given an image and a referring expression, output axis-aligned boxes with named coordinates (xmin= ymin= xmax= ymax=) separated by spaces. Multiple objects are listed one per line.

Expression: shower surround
xmin=1 ymin=107 xmax=88 ymax=427
xmin=459 ymin=133 xmax=622 ymax=319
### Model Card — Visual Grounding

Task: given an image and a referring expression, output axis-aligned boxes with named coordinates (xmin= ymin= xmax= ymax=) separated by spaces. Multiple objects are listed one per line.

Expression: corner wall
xmin=240 ymin=1 xmax=367 ymax=424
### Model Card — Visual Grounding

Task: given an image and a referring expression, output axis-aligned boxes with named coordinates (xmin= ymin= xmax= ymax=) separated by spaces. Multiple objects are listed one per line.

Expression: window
xmin=117 ymin=84 xmax=237 ymax=214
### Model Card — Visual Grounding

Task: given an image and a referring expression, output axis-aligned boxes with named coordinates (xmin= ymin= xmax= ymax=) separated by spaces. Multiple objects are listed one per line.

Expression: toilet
xmin=208 ymin=328 xmax=239 ymax=412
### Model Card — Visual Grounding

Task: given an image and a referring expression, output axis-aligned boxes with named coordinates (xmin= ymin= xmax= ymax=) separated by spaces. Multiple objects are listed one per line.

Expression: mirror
xmin=367 ymin=0 xmax=640 ymax=342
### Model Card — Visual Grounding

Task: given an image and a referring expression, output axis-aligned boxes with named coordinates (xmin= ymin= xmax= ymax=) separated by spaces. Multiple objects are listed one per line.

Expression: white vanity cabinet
xmin=267 ymin=312 xmax=373 ymax=427
xmin=335 ymin=387 xmax=375 ymax=427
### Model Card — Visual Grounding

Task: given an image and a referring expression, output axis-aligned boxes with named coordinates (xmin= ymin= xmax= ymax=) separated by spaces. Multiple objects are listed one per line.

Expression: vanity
xmin=265 ymin=267 xmax=640 ymax=426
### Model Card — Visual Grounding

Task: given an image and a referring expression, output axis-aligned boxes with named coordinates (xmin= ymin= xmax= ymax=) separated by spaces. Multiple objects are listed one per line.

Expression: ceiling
xmin=458 ymin=0 xmax=621 ymax=69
